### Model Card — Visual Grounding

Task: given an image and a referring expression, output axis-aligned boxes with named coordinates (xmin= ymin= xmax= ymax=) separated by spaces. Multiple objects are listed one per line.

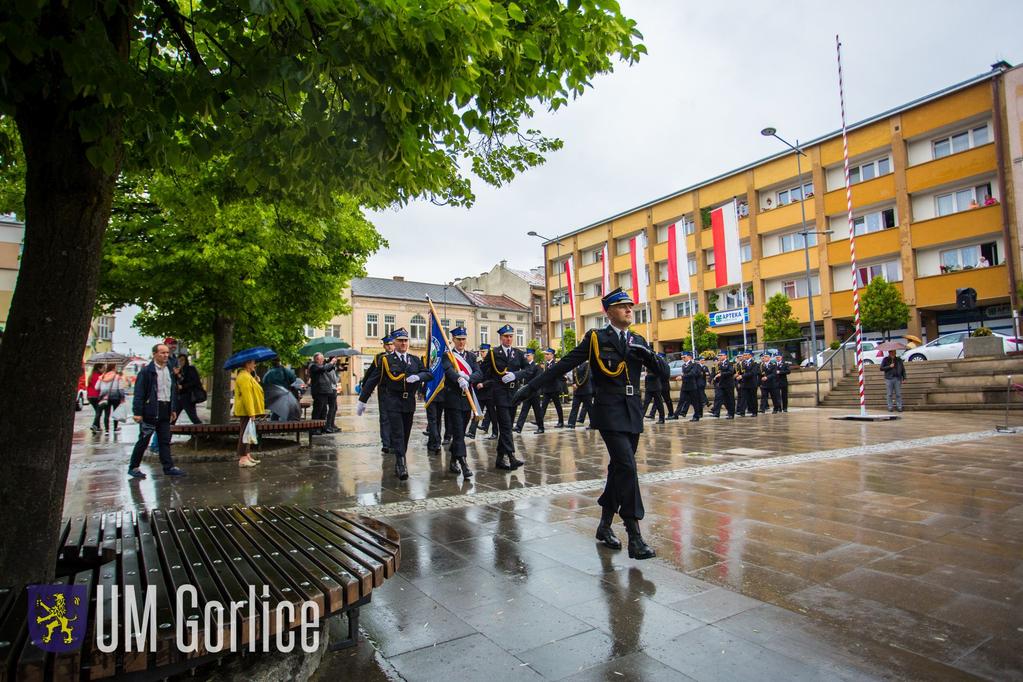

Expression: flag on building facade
xmin=564 ymin=256 xmax=576 ymax=319
xmin=600 ymin=243 xmax=611 ymax=296
xmin=711 ymin=201 xmax=742 ymax=288
xmin=628 ymin=233 xmax=649 ymax=305
xmin=666 ymin=222 xmax=691 ymax=296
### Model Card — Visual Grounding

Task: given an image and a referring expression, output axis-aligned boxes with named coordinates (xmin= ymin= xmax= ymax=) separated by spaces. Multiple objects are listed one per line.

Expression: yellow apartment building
xmin=541 ymin=63 xmax=1022 ymax=355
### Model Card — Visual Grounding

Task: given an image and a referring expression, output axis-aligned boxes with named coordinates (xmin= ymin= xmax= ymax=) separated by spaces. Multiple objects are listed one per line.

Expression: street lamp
xmin=762 ymin=127 xmax=828 ymax=404
xmin=528 ymin=230 xmax=567 ymax=349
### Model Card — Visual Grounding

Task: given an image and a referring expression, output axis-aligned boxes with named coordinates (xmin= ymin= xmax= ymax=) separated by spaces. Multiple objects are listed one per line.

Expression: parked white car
xmin=904 ymin=332 xmax=1021 ymax=361
xmin=801 ymin=340 xmax=886 ymax=367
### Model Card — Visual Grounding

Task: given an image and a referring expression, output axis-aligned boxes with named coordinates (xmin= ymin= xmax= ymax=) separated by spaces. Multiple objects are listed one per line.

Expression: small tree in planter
xmin=964 ymin=326 xmax=1004 ymax=358
xmin=860 ymin=276 xmax=909 ymax=340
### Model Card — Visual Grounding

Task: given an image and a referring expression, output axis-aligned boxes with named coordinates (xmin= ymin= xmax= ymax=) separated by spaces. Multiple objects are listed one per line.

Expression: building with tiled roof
xmin=457 ymin=260 xmax=548 ymax=346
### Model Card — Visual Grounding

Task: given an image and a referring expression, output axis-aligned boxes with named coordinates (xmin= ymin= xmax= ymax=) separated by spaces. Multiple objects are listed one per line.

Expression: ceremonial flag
xmin=423 ymin=311 xmax=448 ymax=407
xmin=600 ymin=243 xmax=611 ymax=295
xmin=446 ymin=346 xmax=480 ymax=415
xmin=711 ymin=201 xmax=742 ymax=288
xmin=666 ymin=222 xmax=691 ymax=296
xmin=629 ymin=233 xmax=649 ymax=305
xmin=563 ymin=257 xmax=576 ymax=319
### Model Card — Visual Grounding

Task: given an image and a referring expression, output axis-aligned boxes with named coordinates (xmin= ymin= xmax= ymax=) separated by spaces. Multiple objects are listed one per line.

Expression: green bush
xmin=972 ymin=327 xmax=993 ymax=337
xmin=829 ymin=340 xmax=842 ymax=350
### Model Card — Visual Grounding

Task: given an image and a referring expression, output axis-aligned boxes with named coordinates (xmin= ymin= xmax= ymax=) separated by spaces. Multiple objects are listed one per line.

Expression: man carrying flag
xmin=356 ymin=327 xmax=431 ymax=480
xmin=440 ymin=326 xmax=482 ymax=479
xmin=360 ymin=333 xmax=395 ymax=454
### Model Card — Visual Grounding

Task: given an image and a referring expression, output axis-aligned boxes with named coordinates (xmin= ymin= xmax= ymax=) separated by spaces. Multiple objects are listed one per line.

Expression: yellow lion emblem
xmin=35 ymin=593 xmax=80 ymax=644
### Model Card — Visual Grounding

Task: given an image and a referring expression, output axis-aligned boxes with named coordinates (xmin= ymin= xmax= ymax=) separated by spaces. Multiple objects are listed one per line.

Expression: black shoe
xmin=657 ymin=419 xmax=665 ymax=424
xmin=666 ymin=415 xmax=679 ymax=421
xmin=448 ymin=458 xmax=461 ymax=474
xmin=442 ymin=436 xmax=452 ymax=445
xmin=496 ymin=455 xmax=514 ymax=470
xmin=773 ymin=410 xmax=781 ymax=414
xmin=428 ymin=447 xmax=442 ymax=456
xmin=513 ymin=427 xmax=522 ymax=433
xmin=554 ymin=422 xmax=564 ymax=428
xmin=595 ymin=524 xmax=622 ymax=550
xmin=567 ymin=423 xmax=576 ymax=428
xmin=421 ymin=430 xmax=429 ymax=436
xmin=381 ymin=446 xmax=391 ymax=455
xmin=709 ymin=412 xmax=719 ymax=418
xmin=535 ymin=428 xmax=545 ymax=434
xmin=624 ymin=519 xmax=655 ymax=560
xmin=487 ymin=434 xmax=499 ymax=440
xmin=509 ymin=456 xmax=524 ymax=469
xmin=395 ymin=457 xmax=409 ymax=480
xmin=690 ymin=417 xmax=700 ymax=422
xmin=726 ymin=415 xmax=735 ymax=419
xmin=459 ymin=458 xmax=473 ymax=479
xmin=466 ymin=432 xmax=475 ymax=440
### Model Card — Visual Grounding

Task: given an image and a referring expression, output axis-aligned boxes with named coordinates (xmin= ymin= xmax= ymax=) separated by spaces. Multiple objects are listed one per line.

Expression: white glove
xmin=406 ymin=374 xmax=421 ymax=384
xmin=356 ymin=402 xmax=367 ymax=416
xmin=458 ymin=371 xmax=470 ymax=381
xmin=457 ymin=378 xmax=469 ymax=391
xmin=501 ymin=372 xmax=516 ymax=383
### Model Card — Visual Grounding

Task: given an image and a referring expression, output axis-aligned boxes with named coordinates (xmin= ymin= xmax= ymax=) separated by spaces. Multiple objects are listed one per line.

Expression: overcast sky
xmin=117 ymin=0 xmax=1023 ymax=349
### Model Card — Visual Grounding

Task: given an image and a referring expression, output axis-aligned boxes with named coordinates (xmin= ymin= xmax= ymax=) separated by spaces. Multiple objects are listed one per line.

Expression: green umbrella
xmin=299 ymin=336 xmax=350 ymax=356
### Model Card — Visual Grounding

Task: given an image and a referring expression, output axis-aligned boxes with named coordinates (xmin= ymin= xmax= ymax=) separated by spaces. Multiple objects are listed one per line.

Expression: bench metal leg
xmin=327 ymin=607 xmax=359 ymax=651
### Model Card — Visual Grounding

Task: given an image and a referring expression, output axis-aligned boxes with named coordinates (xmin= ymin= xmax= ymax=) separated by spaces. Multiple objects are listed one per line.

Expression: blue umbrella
xmin=224 ymin=346 xmax=278 ymax=370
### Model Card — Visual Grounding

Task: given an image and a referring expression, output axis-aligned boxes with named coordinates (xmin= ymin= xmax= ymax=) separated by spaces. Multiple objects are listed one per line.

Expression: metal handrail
xmin=814 ymin=330 xmax=860 ymax=404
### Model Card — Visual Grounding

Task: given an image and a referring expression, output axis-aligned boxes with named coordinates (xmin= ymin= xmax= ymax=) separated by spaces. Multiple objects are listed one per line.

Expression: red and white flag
xmin=666 ymin=222 xmax=691 ymax=296
xmin=600 ymin=243 xmax=611 ymax=296
xmin=711 ymin=201 xmax=742 ymax=288
xmin=628 ymin=233 xmax=649 ymax=304
xmin=563 ymin=257 xmax=576 ymax=319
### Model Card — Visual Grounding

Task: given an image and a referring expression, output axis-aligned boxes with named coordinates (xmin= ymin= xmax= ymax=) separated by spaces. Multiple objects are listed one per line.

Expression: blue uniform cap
xmin=449 ymin=326 xmax=468 ymax=339
xmin=479 ymin=343 xmax=491 ymax=350
xmin=601 ymin=287 xmax=634 ymax=310
xmin=381 ymin=334 xmax=393 ymax=344
xmin=657 ymin=352 xmax=666 ymax=358
xmin=525 ymin=348 xmax=535 ymax=357
xmin=497 ymin=324 xmax=515 ymax=335
xmin=391 ymin=327 xmax=409 ymax=339
xmin=544 ymin=347 xmax=556 ymax=355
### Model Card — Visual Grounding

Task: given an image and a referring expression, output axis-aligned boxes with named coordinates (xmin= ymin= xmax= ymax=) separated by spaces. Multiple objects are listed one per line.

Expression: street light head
xmin=760 ymin=127 xmax=777 ymax=137
xmin=527 ymin=230 xmax=539 ymax=237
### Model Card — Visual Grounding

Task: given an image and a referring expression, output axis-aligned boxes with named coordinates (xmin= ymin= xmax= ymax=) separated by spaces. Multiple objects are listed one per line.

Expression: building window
xmin=616 ymin=272 xmax=631 ymax=289
xmin=849 ymin=156 xmax=892 ymax=184
xmin=440 ymin=318 xmax=450 ymax=330
xmin=584 ymin=281 xmax=603 ymax=299
xmin=455 ymin=319 xmax=465 ymax=329
xmin=498 ymin=314 xmax=506 ymax=320
xmin=656 ymin=262 xmax=668 ymax=282
xmin=780 ymin=277 xmax=821 ymax=298
xmin=936 ymin=183 xmax=992 ymax=217
xmin=939 ymin=242 xmax=999 ymax=273
xmin=384 ymin=314 xmax=395 ymax=337
xmin=688 ymin=256 xmax=697 ymax=276
xmin=549 ymin=258 xmax=567 ymax=274
xmin=856 ymin=260 xmax=902 ymax=287
xmin=304 ymin=325 xmax=316 ymax=338
xmin=550 ymin=289 xmax=570 ymax=306
xmin=633 ymin=307 xmax=649 ymax=324
xmin=515 ymin=329 xmax=524 ymax=346
xmin=366 ymin=313 xmax=378 ymax=338
xmin=778 ymin=230 xmax=817 ymax=254
xmin=409 ymin=314 xmax=426 ymax=340
xmin=481 ymin=311 xmax=489 ymax=319
xmin=480 ymin=325 xmax=489 ymax=345
xmin=737 ymin=200 xmax=749 ymax=218
xmin=616 ymin=233 xmax=641 ymax=256
xmin=777 ymin=181 xmax=814 ymax=206
xmin=740 ymin=241 xmax=752 ymax=263
xmin=657 ymin=217 xmax=696 ymax=240
xmin=534 ymin=304 xmax=542 ymax=319
xmin=675 ymin=298 xmax=699 ymax=317
xmin=329 ymin=324 xmax=343 ymax=339
xmin=853 ymin=208 xmax=897 ymax=236
xmin=722 ymin=287 xmax=752 ymax=309
xmin=582 ymin=245 xmax=606 ymax=265
xmin=96 ymin=316 xmax=113 ymax=341
xmin=704 ymin=249 xmax=715 ymax=271
xmin=933 ymin=124 xmax=989 ymax=159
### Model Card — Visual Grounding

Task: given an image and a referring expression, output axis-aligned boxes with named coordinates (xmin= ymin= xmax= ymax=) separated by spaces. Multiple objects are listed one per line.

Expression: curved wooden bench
xmin=170 ymin=419 xmax=328 ymax=447
xmin=0 ymin=507 xmax=399 ymax=681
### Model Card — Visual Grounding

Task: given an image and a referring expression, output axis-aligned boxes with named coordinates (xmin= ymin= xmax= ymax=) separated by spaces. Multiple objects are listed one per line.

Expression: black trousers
xmin=711 ymin=386 xmax=735 ymax=416
xmin=660 ymin=386 xmax=674 ymax=415
xmin=540 ymin=394 xmax=564 ymax=425
xmin=643 ymin=392 xmax=664 ymax=420
xmin=760 ymin=385 xmax=781 ymax=412
xmin=515 ymin=396 xmax=543 ymax=430
xmin=568 ymin=394 xmax=592 ymax=425
xmin=386 ymin=409 xmax=414 ymax=457
xmin=426 ymin=401 xmax=443 ymax=449
xmin=177 ymin=399 xmax=201 ymax=424
xmin=446 ymin=407 xmax=470 ymax=460
xmin=129 ymin=401 xmax=175 ymax=471
xmin=780 ymin=383 xmax=789 ymax=411
xmin=739 ymin=386 xmax=758 ymax=415
xmin=494 ymin=404 xmax=516 ymax=455
xmin=312 ymin=392 xmax=336 ymax=425
xmin=378 ymin=392 xmax=391 ymax=448
xmin=674 ymin=390 xmax=702 ymax=418
xmin=597 ymin=430 xmax=644 ymax=520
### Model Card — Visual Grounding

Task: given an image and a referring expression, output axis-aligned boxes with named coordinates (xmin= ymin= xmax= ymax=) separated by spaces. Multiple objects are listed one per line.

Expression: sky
xmin=116 ymin=0 xmax=1023 ymax=350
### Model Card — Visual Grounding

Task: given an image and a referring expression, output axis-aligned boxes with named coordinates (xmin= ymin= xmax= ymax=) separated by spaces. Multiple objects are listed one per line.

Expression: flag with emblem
xmin=424 ymin=311 xmax=448 ymax=407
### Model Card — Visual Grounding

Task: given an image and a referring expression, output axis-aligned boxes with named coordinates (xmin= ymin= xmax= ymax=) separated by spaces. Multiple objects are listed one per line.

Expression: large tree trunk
xmin=210 ymin=315 xmax=234 ymax=424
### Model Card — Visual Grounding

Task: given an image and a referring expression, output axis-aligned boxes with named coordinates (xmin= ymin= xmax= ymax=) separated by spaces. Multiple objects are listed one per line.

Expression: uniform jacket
xmin=361 ymin=352 xmax=388 ymax=401
xmin=776 ymin=361 xmax=791 ymax=386
xmin=481 ymin=344 xmax=528 ymax=407
xmin=441 ymin=348 xmax=484 ymax=410
xmin=233 ymin=369 xmax=266 ymax=417
xmin=572 ymin=363 xmax=594 ymax=397
xmin=132 ymin=361 xmax=178 ymax=422
xmin=680 ymin=361 xmax=703 ymax=392
xmin=527 ymin=326 xmax=668 ymax=433
xmin=760 ymin=362 xmax=778 ymax=388
xmin=739 ymin=359 xmax=761 ymax=388
xmin=697 ymin=363 xmax=709 ymax=390
xmin=714 ymin=360 xmax=736 ymax=390
xmin=358 ymin=351 xmax=432 ymax=413
xmin=644 ymin=368 xmax=662 ymax=394
xmin=540 ymin=360 xmax=568 ymax=396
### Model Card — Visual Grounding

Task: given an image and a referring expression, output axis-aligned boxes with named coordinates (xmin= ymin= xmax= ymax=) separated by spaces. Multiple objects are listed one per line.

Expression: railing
xmin=814 ymin=330 xmax=860 ymax=404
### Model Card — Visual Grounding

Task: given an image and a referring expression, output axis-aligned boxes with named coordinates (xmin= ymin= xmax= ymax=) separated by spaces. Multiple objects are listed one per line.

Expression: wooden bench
xmin=0 ymin=506 xmax=400 ymax=681
xmin=170 ymin=418 xmax=328 ymax=448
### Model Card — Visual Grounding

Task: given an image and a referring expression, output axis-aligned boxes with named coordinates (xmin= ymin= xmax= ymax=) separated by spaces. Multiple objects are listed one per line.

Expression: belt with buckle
xmin=401 ymin=392 xmax=409 ymax=399
xmin=602 ymin=385 xmax=637 ymax=396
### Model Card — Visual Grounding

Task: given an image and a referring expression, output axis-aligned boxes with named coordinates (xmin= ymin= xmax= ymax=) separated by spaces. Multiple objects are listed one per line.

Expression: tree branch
xmin=153 ymin=0 xmax=207 ymax=72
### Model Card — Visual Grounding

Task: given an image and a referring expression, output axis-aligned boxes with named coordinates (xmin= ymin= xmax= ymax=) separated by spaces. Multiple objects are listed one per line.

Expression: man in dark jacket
xmin=309 ymin=353 xmax=340 ymax=433
xmin=738 ymin=351 xmax=760 ymax=416
xmin=481 ymin=325 xmax=528 ymax=469
xmin=440 ymin=326 xmax=483 ymax=478
xmin=759 ymin=354 xmax=782 ymax=413
xmin=514 ymin=348 xmax=545 ymax=432
xmin=539 ymin=348 xmax=568 ymax=428
xmin=642 ymin=360 xmax=665 ymax=423
xmin=710 ymin=351 xmax=736 ymax=418
xmin=515 ymin=288 xmax=668 ymax=559
xmin=881 ymin=350 xmax=907 ymax=412
xmin=466 ymin=344 xmax=494 ymax=439
xmin=174 ymin=351 xmax=204 ymax=424
xmin=669 ymin=352 xmax=703 ymax=421
xmin=127 ymin=343 xmax=185 ymax=479
xmin=567 ymin=361 xmax=593 ymax=428
xmin=774 ymin=353 xmax=791 ymax=411
xmin=360 ymin=335 xmax=394 ymax=452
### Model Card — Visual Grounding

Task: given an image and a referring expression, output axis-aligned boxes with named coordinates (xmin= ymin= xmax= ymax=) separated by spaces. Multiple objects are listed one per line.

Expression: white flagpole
xmin=688 ymin=293 xmax=696 ymax=356
xmin=741 ymin=286 xmax=748 ymax=348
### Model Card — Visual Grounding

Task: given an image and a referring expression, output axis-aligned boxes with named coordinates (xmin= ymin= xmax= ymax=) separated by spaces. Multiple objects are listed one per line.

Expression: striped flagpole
xmin=836 ymin=35 xmax=867 ymax=416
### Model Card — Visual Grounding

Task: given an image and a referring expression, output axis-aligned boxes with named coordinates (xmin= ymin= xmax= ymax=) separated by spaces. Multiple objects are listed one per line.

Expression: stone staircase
xmin=819 ymin=356 xmax=1023 ymax=411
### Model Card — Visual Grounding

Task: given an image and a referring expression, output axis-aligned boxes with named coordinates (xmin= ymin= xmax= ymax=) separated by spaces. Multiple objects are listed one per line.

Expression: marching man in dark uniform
xmin=759 ymin=353 xmax=782 ymax=413
xmin=697 ymin=357 xmax=710 ymax=412
xmin=738 ymin=350 xmax=760 ymax=416
xmin=539 ymin=348 xmax=567 ymax=429
xmin=356 ymin=328 xmax=432 ymax=480
xmin=360 ymin=333 xmax=395 ymax=453
xmin=515 ymin=288 xmax=668 ymax=560
xmin=466 ymin=344 xmax=494 ymax=439
xmin=440 ymin=326 xmax=482 ymax=479
xmin=774 ymin=352 xmax=791 ymax=412
xmin=710 ymin=351 xmax=736 ymax=418
xmin=513 ymin=348 xmax=545 ymax=433
xmin=659 ymin=353 xmax=675 ymax=417
xmin=642 ymin=361 xmax=665 ymax=423
xmin=566 ymin=361 xmax=593 ymax=428
xmin=481 ymin=324 xmax=527 ymax=470
xmin=669 ymin=352 xmax=703 ymax=421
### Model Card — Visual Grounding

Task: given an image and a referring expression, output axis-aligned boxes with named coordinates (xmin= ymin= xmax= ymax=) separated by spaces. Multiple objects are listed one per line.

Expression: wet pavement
xmin=65 ymin=401 xmax=1023 ymax=680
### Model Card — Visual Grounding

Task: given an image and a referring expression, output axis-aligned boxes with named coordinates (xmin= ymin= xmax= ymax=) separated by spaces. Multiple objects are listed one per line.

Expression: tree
xmin=681 ymin=313 xmax=718 ymax=354
xmin=763 ymin=293 xmax=801 ymax=342
xmin=559 ymin=326 xmax=577 ymax=357
xmin=860 ymin=277 xmax=910 ymax=339
xmin=0 ymin=1 xmax=644 ymax=590
xmin=526 ymin=338 xmax=542 ymax=355
xmin=98 ymin=168 xmax=383 ymax=423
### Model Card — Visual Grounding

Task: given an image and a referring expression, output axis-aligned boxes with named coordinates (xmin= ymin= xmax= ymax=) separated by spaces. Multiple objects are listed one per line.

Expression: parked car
xmin=801 ymin=340 xmax=886 ymax=367
xmin=904 ymin=331 xmax=1020 ymax=361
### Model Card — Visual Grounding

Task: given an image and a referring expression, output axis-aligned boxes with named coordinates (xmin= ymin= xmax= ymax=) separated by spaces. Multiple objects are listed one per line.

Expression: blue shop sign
xmin=709 ymin=308 xmax=749 ymax=327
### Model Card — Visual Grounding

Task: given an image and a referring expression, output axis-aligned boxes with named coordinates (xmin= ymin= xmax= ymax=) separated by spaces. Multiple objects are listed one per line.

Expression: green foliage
xmin=829 ymin=340 xmax=842 ymax=351
xmin=559 ymin=327 xmax=577 ymax=357
xmin=699 ymin=350 xmax=716 ymax=360
xmin=681 ymin=313 xmax=718 ymax=354
xmin=526 ymin=338 xmax=542 ymax=354
xmin=700 ymin=207 xmax=711 ymax=229
xmin=763 ymin=293 xmax=801 ymax=342
xmin=97 ymin=167 xmax=383 ymax=365
xmin=860 ymin=276 xmax=910 ymax=337
xmin=706 ymin=292 xmax=719 ymax=313
xmin=0 ymin=118 xmax=24 ymax=218
xmin=972 ymin=327 xmax=993 ymax=337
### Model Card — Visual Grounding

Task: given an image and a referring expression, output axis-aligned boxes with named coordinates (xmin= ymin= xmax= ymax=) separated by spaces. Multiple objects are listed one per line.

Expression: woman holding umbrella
xmin=234 ymin=357 xmax=265 ymax=468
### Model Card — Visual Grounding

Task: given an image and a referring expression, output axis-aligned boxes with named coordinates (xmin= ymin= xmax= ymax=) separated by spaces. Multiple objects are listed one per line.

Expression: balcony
xmin=906 ymin=144 xmax=996 ymax=194
xmin=757 ymin=197 xmax=817 ymax=234
xmin=823 ymin=173 xmax=896 ymax=216
xmin=827 ymin=227 xmax=900 ymax=265
xmin=578 ymin=297 xmax=603 ymax=317
xmin=785 ymin=295 xmax=824 ymax=324
xmin=915 ymin=264 xmax=1008 ymax=309
xmin=830 ymin=282 xmax=904 ymax=319
xmin=759 ymin=249 xmax=818 ymax=281
xmin=577 ymin=261 xmax=603 ymax=283
xmin=701 ymin=262 xmax=754 ymax=291
xmin=909 ymin=205 xmax=1001 ymax=250
xmin=653 ymin=279 xmax=698 ymax=300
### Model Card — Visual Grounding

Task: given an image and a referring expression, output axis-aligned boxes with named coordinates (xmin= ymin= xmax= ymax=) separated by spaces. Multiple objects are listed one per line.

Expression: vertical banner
xmin=600 ymin=242 xmax=611 ymax=295
xmin=710 ymin=201 xmax=742 ymax=288
xmin=628 ymin=233 xmax=649 ymax=305
xmin=563 ymin=257 xmax=576 ymax=319
xmin=666 ymin=222 xmax=691 ymax=296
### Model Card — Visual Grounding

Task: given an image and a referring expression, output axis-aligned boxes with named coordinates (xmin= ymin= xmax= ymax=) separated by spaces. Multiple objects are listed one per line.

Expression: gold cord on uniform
xmin=590 ymin=330 xmax=629 ymax=381
xmin=381 ymin=356 xmax=406 ymax=381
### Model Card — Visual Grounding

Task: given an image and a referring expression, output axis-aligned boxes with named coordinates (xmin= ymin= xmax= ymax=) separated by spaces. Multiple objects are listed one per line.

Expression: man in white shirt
xmin=128 ymin=343 xmax=185 ymax=478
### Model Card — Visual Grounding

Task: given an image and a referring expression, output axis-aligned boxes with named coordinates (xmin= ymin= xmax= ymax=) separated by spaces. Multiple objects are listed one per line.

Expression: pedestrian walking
xmin=360 ymin=335 xmax=395 ymax=452
xmin=643 ymin=362 xmax=665 ymax=423
xmin=234 ymin=358 xmax=264 ymax=468
xmin=567 ymin=362 xmax=593 ymax=428
xmin=174 ymin=352 xmax=204 ymax=424
xmin=759 ymin=353 xmax=782 ymax=413
xmin=774 ymin=353 xmax=791 ymax=412
xmin=881 ymin=350 xmax=907 ymax=412
xmin=538 ymin=348 xmax=567 ymax=428
xmin=481 ymin=324 xmax=527 ymax=470
xmin=308 ymin=352 xmax=340 ymax=434
xmin=86 ymin=363 xmax=104 ymax=432
xmin=95 ymin=363 xmax=124 ymax=432
xmin=513 ymin=348 xmax=544 ymax=433
xmin=466 ymin=344 xmax=494 ymax=439
xmin=127 ymin=343 xmax=186 ymax=479
xmin=737 ymin=350 xmax=760 ymax=416
xmin=710 ymin=351 xmax=736 ymax=418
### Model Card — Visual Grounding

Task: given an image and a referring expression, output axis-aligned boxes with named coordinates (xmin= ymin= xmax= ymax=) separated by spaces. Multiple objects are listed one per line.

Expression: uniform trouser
xmin=760 ymin=385 xmax=782 ymax=412
xmin=712 ymin=386 xmax=735 ymax=416
xmin=495 ymin=404 xmax=516 ymax=455
xmin=446 ymin=407 xmax=470 ymax=459
xmin=467 ymin=403 xmax=491 ymax=437
xmin=779 ymin=383 xmax=789 ymax=411
xmin=568 ymin=394 xmax=591 ymax=425
xmin=129 ymin=401 xmax=175 ymax=471
xmin=515 ymin=396 xmax=544 ymax=430
xmin=378 ymin=392 xmax=391 ymax=448
xmin=540 ymin=394 xmax=564 ymax=425
xmin=443 ymin=408 xmax=453 ymax=439
xmin=661 ymin=387 xmax=674 ymax=415
xmin=643 ymin=392 xmax=664 ymax=420
xmin=386 ymin=409 xmax=414 ymax=457
xmin=686 ymin=390 xmax=703 ymax=418
xmin=597 ymin=430 xmax=644 ymax=520
xmin=426 ymin=401 xmax=443 ymax=449
xmin=885 ymin=378 xmax=903 ymax=410
xmin=740 ymin=386 xmax=758 ymax=415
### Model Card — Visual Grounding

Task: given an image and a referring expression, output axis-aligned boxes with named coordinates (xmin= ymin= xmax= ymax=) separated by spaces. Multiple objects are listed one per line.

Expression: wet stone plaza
xmin=65 ymin=400 xmax=1023 ymax=681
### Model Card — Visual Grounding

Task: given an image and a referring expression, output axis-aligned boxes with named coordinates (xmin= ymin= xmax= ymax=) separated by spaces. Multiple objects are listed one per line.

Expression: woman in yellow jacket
xmin=234 ymin=358 xmax=265 ymax=468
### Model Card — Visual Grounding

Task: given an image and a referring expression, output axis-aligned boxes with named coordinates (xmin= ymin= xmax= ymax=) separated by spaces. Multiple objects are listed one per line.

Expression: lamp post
xmin=528 ymin=230 xmax=566 ymax=350
xmin=762 ymin=127 xmax=829 ymax=404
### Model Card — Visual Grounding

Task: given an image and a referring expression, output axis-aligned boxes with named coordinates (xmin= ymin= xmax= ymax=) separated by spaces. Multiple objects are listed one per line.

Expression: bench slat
xmin=88 ymin=517 xmax=119 ymax=679
xmin=51 ymin=567 xmax=94 ymax=682
xmin=273 ymin=507 xmax=382 ymax=592
xmin=315 ymin=510 xmax=401 ymax=576
xmin=134 ymin=511 xmax=178 ymax=670
xmin=115 ymin=511 xmax=150 ymax=675
xmin=294 ymin=508 xmax=394 ymax=585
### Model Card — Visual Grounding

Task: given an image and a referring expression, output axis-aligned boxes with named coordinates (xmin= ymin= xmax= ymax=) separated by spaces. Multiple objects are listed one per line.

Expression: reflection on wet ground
xmin=65 ymin=400 xmax=1023 ymax=680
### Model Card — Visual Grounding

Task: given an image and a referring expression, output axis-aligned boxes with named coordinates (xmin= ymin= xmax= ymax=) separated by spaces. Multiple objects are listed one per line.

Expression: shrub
xmin=972 ymin=327 xmax=993 ymax=337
